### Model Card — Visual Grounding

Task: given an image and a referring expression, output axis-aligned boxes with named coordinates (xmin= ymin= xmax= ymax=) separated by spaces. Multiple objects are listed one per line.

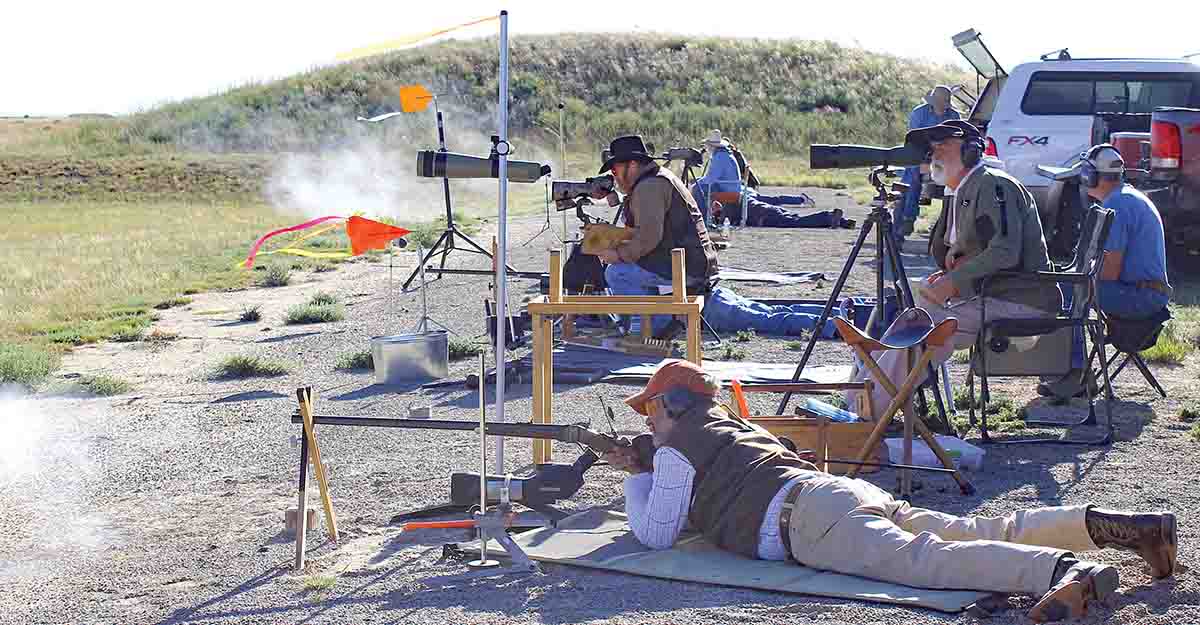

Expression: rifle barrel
xmin=288 ymin=414 xmax=582 ymax=443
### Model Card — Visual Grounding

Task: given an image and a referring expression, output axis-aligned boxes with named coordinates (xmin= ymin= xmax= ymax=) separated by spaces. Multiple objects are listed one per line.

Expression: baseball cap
xmin=1082 ymin=144 xmax=1125 ymax=173
xmin=905 ymin=120 xmax=983 ymax=149
xmin=625 ymin=359 xmax=717 ymax=416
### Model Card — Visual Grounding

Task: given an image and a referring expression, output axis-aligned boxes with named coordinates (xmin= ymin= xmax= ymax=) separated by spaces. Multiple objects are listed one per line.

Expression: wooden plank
xmin=294 ymin=430 xmax=309 ymax=571
xmin=527 ymin=302 xmax=702 ymax=316
xmin=536 ymin=316 xmax=554 ymax=463
xmin=640 ymin=315 xmax=652 ymax=340
xmin=686 ymin=312 xmax=701 ymax=364
xmin=297 ymin=387 xmax=339 ymax=543
xmin=671 ymin=248 xmax=687 ymax=303
xmin=549 ymin=249 xmax=563 ymax=303
xmin=816 ymin=413 xmax=829 ymax=473
xmin=531 ymin=314 xmax=545 ymax=462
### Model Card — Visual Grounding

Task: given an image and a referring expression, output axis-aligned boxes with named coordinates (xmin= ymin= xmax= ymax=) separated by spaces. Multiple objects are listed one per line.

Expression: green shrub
xmin=110 ymin=326 xmax=145 ymax=342
xmin=734 ymin=329 xmax=756 ymax=343
xmin=81 ymin=374 xmax=132 ymax=396
xmin=261 ymin=265 xmax=291 ymax=287
xmin=213 ymin=355 xmax=289 ymax=379
xmin=154 ymin=296 xmax=193 ymax=310
xmin=308 ymin=291 xmax=338 ymax=306
xmin=720 ymin=345 xmax=748 ymax=361
xmin=239 ymin=305 xmax=262 ymax=322
xmin=784 ymin=340 xmax=805 ymax=351
xmin=0 ymin=343 xmax=59 ymax=386
xmin=283 ymin=303 xmax=344 ymax=324
xmin=335 ymin=350 xmax=374 ymax=370
xmin=1191 ymin=422 xmax=1200 ymax=442
xmin=449 ymin=339 xmax=485 ymax=361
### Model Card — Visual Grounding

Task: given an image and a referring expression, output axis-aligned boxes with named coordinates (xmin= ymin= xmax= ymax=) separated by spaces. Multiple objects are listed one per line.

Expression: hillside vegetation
xmin=26 ymin=33 xmax=970 ymax=158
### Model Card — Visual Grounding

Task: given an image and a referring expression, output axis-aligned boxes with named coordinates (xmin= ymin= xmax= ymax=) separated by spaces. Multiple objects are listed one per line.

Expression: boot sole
xmin=1029 ymin=581 xmax=1086 ymax=623
xmin=1087 ymin=564 xmax=1120 ymax=603
xmin=1155 ymin=513 xmax=1178 ymax=579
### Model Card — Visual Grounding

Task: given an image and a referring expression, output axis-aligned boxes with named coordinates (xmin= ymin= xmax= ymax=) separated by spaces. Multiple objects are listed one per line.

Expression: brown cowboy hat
xmin=599 ymin=135 xmax=658 ymax=174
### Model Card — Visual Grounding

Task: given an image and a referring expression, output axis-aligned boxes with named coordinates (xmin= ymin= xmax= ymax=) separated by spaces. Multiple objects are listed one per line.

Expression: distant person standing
xmin=897 ymin=86 xmax=960 ymax=244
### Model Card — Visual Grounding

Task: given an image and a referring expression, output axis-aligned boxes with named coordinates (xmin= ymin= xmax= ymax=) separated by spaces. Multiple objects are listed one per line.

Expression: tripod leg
xmin=402 ymin=229 xmax=454 ymax=291
xmin=454 ymin=226 xmax=520 ymax=272
xmin=879 ymin=217 xmax=952 ymax=435
xmin=776 ymin=220 xmax=875 ymax=414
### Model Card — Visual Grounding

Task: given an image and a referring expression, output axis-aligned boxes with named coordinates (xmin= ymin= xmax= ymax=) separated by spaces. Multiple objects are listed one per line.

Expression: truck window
xmin=1021 ymin=71 xmax=1198 ymax=115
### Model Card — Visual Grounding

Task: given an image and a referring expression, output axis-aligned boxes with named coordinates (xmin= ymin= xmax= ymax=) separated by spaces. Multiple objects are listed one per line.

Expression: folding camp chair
xmin=970 ymin=206 xmax=1116 ymax=445
xmin=1103 ymin=307 xmax=1171 ymax=399
xmin=834 ymin=310 xmax=975 ymax=500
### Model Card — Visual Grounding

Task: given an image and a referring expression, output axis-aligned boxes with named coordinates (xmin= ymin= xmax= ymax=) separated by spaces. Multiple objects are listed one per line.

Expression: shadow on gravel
xmin=212 ymin=390 xmax=289 ymax=404
xmin=257 ymin=331 xmax=324 ymax=343
xmin=331 ymin=382 xmax=427 ymax=401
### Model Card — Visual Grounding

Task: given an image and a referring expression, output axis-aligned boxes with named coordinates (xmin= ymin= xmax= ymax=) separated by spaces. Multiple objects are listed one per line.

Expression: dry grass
xmin=213 ymin=355 xmax=289 ymax=379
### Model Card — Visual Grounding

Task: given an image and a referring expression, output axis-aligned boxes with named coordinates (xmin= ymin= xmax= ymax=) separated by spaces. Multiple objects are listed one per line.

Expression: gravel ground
xmin=3 ymin=187 xmax=1198 ymax=625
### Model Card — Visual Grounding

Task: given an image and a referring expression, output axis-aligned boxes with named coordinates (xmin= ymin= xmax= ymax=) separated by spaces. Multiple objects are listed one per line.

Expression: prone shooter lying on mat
xmin=603 ymin=359 xmax=1177 ymax=622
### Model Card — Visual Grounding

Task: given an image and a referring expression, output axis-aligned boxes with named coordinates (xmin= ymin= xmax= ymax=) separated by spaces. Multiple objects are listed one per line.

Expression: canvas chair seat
xmin=835 ymin=308 xmax=956 ymax=353
xmin=1106 ymin=307 xmax=1171 ymax=353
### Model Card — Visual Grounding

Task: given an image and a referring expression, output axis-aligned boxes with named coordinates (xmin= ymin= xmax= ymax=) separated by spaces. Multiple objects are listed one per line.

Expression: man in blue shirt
xmin=690 ymin=130 xmax=849 ymax=229
xmin=1087 ymin=145 xmax=1172 ymax=317
xmin=897 ymin=86 xmax=960 ymax=243
xmin=1040 ymin=144 xmax=1172 ymax=399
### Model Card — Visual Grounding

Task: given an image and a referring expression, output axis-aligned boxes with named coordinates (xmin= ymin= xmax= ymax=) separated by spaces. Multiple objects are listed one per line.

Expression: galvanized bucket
xmin=371 ymin=331 xmax=448 ymax=384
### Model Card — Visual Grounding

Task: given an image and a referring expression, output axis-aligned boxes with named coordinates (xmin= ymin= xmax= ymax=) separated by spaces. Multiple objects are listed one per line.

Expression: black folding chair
xmin=969 ymin=206 xmax=1116 ymax=445
xmin=1104 ymin=307 xmax=1171 ymax=399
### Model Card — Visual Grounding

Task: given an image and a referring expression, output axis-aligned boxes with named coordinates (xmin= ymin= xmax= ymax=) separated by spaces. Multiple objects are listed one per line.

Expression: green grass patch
xmin=734 ymin=329 xmax=756 ymax=343
xmin=36 ymin=309 xmax=155 ymax=346
xmin=283 ymin=303 xmax=345 ymax=325
xmin=144 ymin=328 xmax=180 ymax=343
xmin=109 ymin=326 xmax=145 ymax=342
xmin=312 ymin=263 xmax=338 ymax=273
xmin=951 ymin=389 xmax=1027 ymax=433
xmin=213 ymin=355 xmax=290 ymax=379
xmin=308 ymin=291 xmax=338 ymax=306
xmin=1191 ymin=422 xmax=1200 ymax=442
xmin=154 ymin=296 xmax=193 ymax=310
xmin=449 ymin=339 xmax=485 ymax=361
xmin=239 ymin=305 xmax=262 ymax=322
xmin=80 ymin=374 xmax=132 ymax=396
xmin=719 ymin=345 xmax=748 ymax=361
xmin=261 ymin=265 xmax=292 ymax=288
xmin=784 ymin=340 xmax=805 ymax=351
xmin=301 ymin=574 xmax=337 ymax=592
xmin=335 ymin=350 xmax=374 ymax=371
xmin=1140 ymin=311 xmax=1197 ymax=365
xmin=0 ymin=342 xmax=59 ymax=386
xmin=406 ymin=212 xmax=480 ymax=250
xmin=1179 ymin=402 xmax=1200 ymax=422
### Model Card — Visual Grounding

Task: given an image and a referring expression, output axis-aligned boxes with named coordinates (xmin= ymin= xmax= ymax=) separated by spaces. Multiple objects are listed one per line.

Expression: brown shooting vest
xmin=624 ymin=165 xmax=719 ymax=285
xmin=663 ymin=404 xmax=818 ymax=558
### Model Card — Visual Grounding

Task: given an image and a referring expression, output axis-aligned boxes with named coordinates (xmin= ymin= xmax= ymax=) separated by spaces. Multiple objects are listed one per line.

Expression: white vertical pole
xmin=494 ymin=9 xmax=509 ymax=471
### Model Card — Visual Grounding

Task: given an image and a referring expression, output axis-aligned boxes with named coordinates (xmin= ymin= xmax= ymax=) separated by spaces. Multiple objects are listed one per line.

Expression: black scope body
xmin=416 ymin=150 xmax=551 ymax=183
xmin=809 ymin=143 xmax=928 ymax=170
xmin=550 ymin=174 xmax=615 ymax=201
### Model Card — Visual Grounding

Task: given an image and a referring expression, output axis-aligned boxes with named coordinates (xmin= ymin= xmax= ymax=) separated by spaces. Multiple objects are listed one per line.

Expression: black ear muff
xmin=1080 ymin=160 xmax=1100 ymax=188
xmin=961 ymin=137 xmax=984 ymax=168
xmin=660 ymin=387 xmax=699 ymax=419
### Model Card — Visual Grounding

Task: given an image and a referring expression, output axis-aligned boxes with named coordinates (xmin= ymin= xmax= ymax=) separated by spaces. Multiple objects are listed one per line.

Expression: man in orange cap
xmin=603 ymin=359 xmax=1176 ymax=622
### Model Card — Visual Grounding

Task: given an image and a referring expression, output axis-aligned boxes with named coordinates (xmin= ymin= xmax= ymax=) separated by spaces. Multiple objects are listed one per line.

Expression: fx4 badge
xmin=1008 ymin=136 xmax=1050 ymax=146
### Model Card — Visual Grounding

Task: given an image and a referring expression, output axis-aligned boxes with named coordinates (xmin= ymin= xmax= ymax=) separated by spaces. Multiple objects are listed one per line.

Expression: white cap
xmin=1085 ymin=144 xmax=1125 ymax=173
xmin=703 ymin=129 xmax=730 ymax=148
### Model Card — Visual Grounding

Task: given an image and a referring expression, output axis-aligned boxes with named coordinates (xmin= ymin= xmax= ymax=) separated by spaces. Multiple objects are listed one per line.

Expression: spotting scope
xmin=809 ymin=143 xmax=927 ymax=170
xmin=416 ymin=150 xmax=551 ymax=183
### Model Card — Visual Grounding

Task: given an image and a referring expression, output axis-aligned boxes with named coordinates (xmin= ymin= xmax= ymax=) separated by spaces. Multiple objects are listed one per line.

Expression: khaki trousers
xmin=787 ymin=473 xmax=1097 ymax=595
xmin=846 ymin=284 xmax=1051 ymax=420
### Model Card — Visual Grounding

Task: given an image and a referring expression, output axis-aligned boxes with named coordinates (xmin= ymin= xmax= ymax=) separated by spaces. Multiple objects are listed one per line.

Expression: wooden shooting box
xmin=749 ymin=416 xmax=881 ymax=475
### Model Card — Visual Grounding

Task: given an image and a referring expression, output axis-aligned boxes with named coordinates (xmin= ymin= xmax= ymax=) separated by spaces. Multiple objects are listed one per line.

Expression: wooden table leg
xmin=532 ymin=314 xmax=546 ymax=464
xmin=535 ymin=315 xmax=554 ymax=463
xmin=687 ymin=312 xmax=701 ymax=364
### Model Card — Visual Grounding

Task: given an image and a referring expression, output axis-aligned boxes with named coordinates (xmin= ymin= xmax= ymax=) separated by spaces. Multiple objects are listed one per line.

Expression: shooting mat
xmin=488 ymin=508 xmax=990 ymax=613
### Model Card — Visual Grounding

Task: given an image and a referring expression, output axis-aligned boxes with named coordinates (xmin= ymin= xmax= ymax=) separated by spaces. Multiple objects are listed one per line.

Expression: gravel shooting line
xmin=2 ymin=187 xmax=1197 ymax=625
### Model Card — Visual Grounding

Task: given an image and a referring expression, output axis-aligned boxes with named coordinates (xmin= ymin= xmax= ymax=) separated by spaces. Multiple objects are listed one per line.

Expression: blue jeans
xmin=604 ymin=262 xmax=674 ymax=333
xmin=701 ymin=287 xmax=838 ymax=337
xmin=897 ymin=166 xmax=922 ymax=226
xmin=1064 ymin=282 xmax=1169 ymax=368
xmin=752 ymin=192 xmax=810 ymax=206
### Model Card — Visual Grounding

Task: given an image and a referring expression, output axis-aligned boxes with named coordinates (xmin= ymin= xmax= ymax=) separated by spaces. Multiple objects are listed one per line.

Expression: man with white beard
xmin=847 ymin=120 xmax=1060 ymax=419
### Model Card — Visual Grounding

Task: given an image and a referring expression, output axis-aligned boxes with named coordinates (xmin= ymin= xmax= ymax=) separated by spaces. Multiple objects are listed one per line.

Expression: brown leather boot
xmin=1086 ymin=507 xmax=1177 ymax=579
xmin=1029 ymin=558 xmax=1119 ymax=623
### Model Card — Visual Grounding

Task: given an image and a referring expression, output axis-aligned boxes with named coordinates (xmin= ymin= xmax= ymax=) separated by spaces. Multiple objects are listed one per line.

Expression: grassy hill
xmin=20 ymin=33 xmax=970 ymax=159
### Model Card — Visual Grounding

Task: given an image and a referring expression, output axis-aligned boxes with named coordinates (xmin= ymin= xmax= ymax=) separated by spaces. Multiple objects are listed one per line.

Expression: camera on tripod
xmin=551 ymin=175 xmax=615 ymax=210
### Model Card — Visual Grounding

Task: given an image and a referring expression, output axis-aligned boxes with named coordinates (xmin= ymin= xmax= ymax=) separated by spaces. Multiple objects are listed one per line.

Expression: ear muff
xmin=1080 ymin=144 xmax=1122 ymax=189
xmin=659 ymin=387 xmax=700 ymax=419
xmin=961 ymin=136 xmax=984 ymax=168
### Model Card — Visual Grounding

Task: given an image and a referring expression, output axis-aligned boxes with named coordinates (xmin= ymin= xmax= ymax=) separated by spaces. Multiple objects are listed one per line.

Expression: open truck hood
xmin=952 ymin=28 xmax=1008 ymax=127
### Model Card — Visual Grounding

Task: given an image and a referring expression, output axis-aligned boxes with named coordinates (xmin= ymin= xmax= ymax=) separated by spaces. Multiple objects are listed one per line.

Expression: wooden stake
xmin=296 ymin=387 xmax=339 ymax=543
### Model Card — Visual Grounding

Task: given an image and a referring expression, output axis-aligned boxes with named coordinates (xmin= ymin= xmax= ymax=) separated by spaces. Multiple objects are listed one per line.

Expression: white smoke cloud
xmin=0 ymin=388 xmax=116 ymax=581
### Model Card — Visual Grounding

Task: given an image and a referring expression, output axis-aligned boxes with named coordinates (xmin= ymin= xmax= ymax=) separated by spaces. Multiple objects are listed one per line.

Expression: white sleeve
xmin=622 ymin=447 xmax=695 ymax=550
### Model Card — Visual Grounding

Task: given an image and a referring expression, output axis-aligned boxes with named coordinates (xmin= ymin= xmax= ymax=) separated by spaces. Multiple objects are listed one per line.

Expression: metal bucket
xmin=371 ymin=331 xmax=448 ymax=384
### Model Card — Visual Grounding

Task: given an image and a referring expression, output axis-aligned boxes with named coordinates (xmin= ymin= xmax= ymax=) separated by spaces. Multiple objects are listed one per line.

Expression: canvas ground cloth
xmin=486 ymin=508 xmax=990 ymax=613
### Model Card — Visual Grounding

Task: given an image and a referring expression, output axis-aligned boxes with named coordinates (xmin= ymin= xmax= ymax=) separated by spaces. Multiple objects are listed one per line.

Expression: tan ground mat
xmin=490 ymin=508 xmax=991 ymax=613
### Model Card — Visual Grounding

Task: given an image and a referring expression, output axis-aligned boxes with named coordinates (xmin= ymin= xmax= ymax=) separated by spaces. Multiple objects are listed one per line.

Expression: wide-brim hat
xmin=703 ymin=129 xmax=730 ymax=148
xmin=923 ymin=85 xmax=953 ymax=104
xmin=625 ymin=359 xmax=717 ymax=416
xmin=905 ymin=119 xmax=982 ymax=149
xmin=599 ymin=135 xmax=657 ymax=174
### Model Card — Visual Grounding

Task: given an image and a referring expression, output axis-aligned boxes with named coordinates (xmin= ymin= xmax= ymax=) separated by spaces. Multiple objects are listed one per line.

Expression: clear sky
xmin=5 ymin=0 xmax=1196 ymax=117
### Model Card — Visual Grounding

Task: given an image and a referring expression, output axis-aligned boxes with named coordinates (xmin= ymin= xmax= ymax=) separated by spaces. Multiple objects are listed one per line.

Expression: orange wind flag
xmin=346 ymin=216 xmax=411 ymax=255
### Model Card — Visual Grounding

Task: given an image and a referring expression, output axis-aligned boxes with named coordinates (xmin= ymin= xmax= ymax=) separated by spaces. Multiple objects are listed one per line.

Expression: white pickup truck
xmin=952 ymin=29 xmax=1200 ymax=259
